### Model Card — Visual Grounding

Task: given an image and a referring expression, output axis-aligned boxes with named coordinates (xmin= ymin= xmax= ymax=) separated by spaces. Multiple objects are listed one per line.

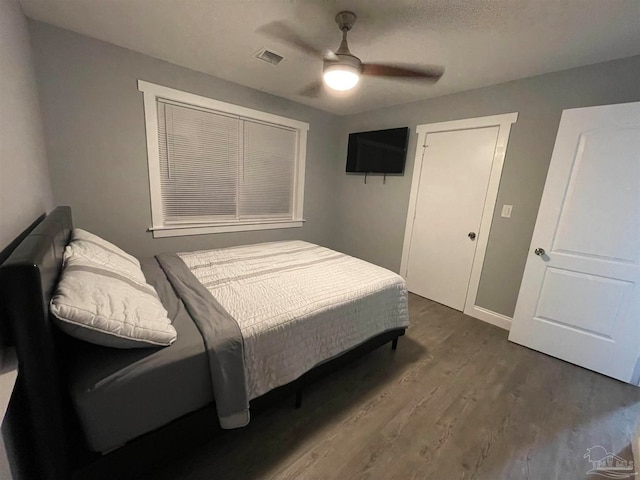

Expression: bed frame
xmin=0 ymin=207 xmax=405 ymax=480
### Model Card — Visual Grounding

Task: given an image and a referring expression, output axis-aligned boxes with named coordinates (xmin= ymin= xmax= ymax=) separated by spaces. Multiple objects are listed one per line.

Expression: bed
xmin=0 ymin=207 xmax=408 ymax=480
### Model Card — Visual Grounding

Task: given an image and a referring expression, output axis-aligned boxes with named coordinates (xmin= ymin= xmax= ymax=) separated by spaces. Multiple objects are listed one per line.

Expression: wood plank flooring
xmin=141 ymin=294 xmax=640 ymax=480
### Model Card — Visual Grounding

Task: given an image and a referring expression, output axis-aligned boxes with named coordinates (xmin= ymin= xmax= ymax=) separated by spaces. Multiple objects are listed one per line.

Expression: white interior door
xmin=405 ymin=126 xmax=499 ymax=310
xmin=509 ymin=102 xmax=640 ymax=383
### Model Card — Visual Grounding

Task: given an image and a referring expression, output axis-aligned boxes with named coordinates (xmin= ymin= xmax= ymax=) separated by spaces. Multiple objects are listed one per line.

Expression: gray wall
xmin=29 ymin=21 xmax=341 ymax=258
xmin=335 ymin=55 xmax=640 ymax=317
xmin=0 ymin=3 xmax=53 ymax=253
xmin=0 ymin=2 xmax=54 ymax=478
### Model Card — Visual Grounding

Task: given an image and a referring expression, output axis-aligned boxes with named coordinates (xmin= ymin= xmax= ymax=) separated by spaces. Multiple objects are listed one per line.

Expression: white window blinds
xmin=241 ymin=121 xmax=296 ymax=219
xmin=157 ymin=100 xmax=297 ymax=225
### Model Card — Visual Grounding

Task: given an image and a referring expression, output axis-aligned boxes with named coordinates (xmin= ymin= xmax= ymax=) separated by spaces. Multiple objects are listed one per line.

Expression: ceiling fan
xmin=258 ymin=11 xmax=444 ymax=97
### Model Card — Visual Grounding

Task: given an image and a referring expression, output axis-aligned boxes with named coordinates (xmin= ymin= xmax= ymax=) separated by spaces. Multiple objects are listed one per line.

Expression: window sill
xmin=149 ymin=220 xmax=305 ymax=238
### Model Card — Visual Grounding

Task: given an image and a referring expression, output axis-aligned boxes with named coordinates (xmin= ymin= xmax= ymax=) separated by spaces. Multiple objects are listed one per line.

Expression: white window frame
xmin=138 ymin=80 xmax=309 ymax=238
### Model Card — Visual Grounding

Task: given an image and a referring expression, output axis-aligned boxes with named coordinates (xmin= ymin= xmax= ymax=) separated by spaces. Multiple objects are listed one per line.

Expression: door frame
xmin=400 ymin=113 xmax=518 ymax=328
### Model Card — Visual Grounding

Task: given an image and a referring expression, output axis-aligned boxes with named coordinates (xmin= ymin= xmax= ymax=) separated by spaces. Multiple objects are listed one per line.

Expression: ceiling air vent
xmin=255 ymin=49 xmax=284 ymax=66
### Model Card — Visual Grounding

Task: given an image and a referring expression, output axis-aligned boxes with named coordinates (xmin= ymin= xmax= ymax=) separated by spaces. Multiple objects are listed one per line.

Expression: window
xmin=138 ymin=81 xmax=309 ymax=237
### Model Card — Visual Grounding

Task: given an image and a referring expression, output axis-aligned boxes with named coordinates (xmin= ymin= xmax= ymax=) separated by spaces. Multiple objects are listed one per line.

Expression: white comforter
xmin=178 ymin=241 xmax=409 ymax=399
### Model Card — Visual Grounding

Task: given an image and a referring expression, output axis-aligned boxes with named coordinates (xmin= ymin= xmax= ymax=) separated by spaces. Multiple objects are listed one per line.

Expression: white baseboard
xmin=466 ymin=306 xmax=512 ymax=331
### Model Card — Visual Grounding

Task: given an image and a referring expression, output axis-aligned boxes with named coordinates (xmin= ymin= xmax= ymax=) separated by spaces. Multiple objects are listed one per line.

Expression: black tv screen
xmin=346 ymin=127 xmax=409 ymax=174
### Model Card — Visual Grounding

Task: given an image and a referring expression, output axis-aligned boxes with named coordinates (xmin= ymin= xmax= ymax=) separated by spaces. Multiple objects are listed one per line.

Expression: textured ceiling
xmin=19 ymin=0 xmax=640 ymax=115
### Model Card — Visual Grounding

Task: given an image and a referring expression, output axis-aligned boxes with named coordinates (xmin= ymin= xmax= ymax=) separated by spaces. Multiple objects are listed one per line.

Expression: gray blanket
xmin=156 ymin=253 xmax=250 ymax=429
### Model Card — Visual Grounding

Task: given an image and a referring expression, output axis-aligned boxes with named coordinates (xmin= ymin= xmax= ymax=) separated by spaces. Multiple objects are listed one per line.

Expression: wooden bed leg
xmin=295 ymin=389 xmax=303 ymax=409
xmin=391 ymin=337 xmax=399 ymax=351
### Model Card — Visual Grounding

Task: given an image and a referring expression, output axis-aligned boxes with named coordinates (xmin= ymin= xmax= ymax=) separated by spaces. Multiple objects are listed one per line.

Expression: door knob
xmin=534 ymin=248 xmax=546 ymax=256
xmin=468 ymin=232 xmax=476 ymax=240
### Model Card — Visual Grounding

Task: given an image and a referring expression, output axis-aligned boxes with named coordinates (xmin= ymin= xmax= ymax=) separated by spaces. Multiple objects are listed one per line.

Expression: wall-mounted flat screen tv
xmin=346 ymin=127 xmax=409 ymax=174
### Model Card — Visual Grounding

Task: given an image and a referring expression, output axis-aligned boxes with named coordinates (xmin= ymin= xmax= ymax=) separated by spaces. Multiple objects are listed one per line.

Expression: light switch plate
xmin=501 ymin=204 xmax=513 ymax=218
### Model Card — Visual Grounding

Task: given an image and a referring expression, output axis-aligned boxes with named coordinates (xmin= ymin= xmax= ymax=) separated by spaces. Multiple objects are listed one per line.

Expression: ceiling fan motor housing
xmin=325 ymin=11 xmax=362 ymax=75
xmin=324 ymin=53 xmax=362 ymax=73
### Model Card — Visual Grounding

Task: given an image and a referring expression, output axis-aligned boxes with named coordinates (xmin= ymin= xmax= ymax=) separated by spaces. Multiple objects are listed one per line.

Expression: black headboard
xmin=0 ymin=206 xmax=73 ymax=480
xmin=0 ymin=213 xmax=45 ymax=348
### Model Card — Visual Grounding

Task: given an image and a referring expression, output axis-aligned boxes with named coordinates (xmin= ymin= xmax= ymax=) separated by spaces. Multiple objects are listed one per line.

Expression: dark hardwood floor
xmin=140 ymin=294 xmax=640 ymax=479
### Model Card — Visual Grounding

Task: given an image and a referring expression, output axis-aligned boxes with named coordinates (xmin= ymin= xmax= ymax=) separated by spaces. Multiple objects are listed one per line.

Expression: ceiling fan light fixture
xmin=263 ymin=10 xmax=444 ymax=99
xmin=323 ymin=63 xmax=360 ymax=91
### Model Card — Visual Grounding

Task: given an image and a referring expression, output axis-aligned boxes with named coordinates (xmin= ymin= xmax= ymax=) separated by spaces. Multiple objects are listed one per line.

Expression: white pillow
xmin=64 ymin=228 xmax=145 ymax=282
xmin=51 ymin=255 xmax=177 ymax=348
xmin=71 ymin=228 xmax=139 ymax=265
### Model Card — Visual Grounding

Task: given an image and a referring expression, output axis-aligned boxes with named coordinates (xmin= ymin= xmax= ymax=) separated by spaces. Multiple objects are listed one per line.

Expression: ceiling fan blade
xmin=361 ymin=63 xmax=444 ymax=81
xmin=299 ymin=81 xmax=325 ymax=98
xmin=256 ymin=21 xmax=325 ymax=59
